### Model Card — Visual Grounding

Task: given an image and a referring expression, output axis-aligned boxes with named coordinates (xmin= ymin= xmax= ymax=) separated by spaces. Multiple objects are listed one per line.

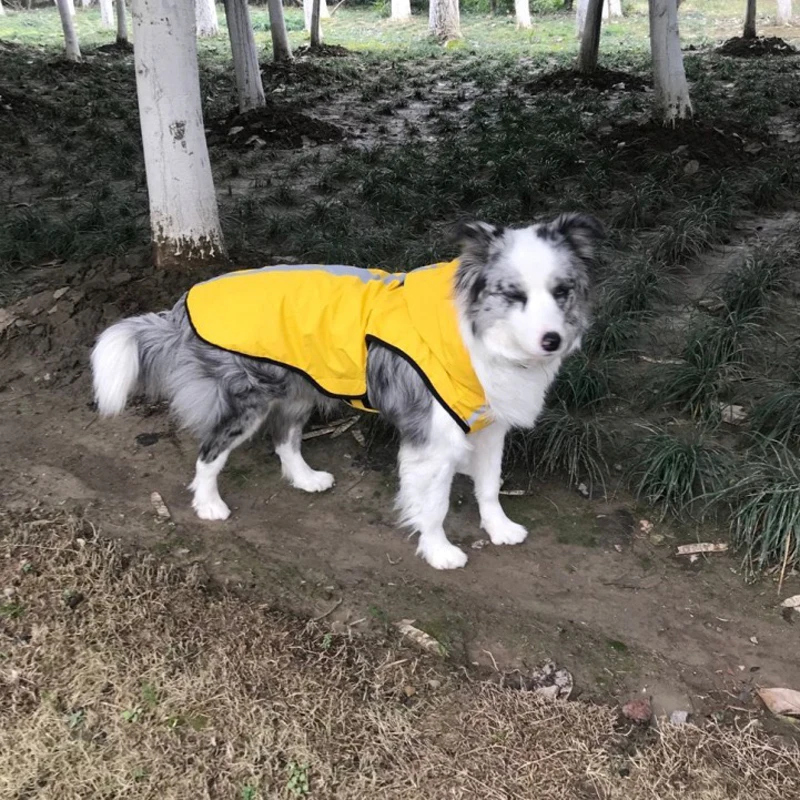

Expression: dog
xmin=91 ymin=213 xmax=602 ymax=569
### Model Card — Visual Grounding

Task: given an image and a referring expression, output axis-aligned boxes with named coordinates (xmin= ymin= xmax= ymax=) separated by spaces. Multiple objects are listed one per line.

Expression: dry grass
xmin=1 ymin=509 xmax=799 ymax=799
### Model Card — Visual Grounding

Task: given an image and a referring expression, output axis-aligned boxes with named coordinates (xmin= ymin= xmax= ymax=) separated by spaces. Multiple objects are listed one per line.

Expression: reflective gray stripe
xmin=465 ymin=406 xmax=490 ymax=428
xmin=196 ymin=263 xmax=407 ymax=287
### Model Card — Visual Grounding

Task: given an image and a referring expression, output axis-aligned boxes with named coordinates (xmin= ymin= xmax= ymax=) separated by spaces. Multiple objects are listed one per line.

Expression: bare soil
xmin=526 ymin=67 xmax=651 ymax=94
xmin=716 ymin=36 xmax=798 ymax=58
xmin=2 ymin=249 xmax=800 ymax=725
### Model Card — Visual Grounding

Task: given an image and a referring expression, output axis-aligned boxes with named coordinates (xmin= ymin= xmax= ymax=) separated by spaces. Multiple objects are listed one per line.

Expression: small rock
xmin=577 ymin=482 xmax=590 ymax=498
xmin=670 ymin=710 xmax=689 ymax=725
xmin=750 ymin=635 xmax=759 ymax=646
xmin=403 ymin=685 xmax=416 ymax=698
xmin=683 ymin=159 xmax=700 ymax=175
xmin=52 ymin=287 xmax=69 ymax=300
xmin=3 ymin=586 xmax=16 ymax=599
xmin=471 ymin=539 xmax=490 ymax=550
xmin=720 ymin=404 xmax=747 ymax=425
xmin=622 ymin=698 xmax=652 ymax=724
xmin=428 ymin=679 xmax=442 ymax=690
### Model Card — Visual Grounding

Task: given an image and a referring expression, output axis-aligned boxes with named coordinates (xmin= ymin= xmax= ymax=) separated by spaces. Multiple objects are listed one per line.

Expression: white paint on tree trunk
xmin=303 ymin=0 xmax=328 ymax=30
xmin=429 ymin=0 xmax=460 ymax=40
xmin=81 ymin=0 xmax=90 ymax=8
xmin=578 ymin=0 xmax=604 ymax=72
xmin=0 ymin=0 xmax=5 ymax=16
xmin=777 ymin=0 xmax=791 ymax=24
xmin=224 ymin=0 xmax=266 ymax=111
xmin=310 ymin=0 xmax=322 ymax=46
xmin=99 ymin=0 xmax=114 ymax=28
xmin=648 ymin=0 xmax=692 ymax=124
xmin=196 ymin=0 xmax=219 ymax=37
xmin=609 ymin=0 xmax=622 ymax=16
xmin=115 ymin=0 xmax=128 ymax=42
xmin=266 ymin=0 xmax=293 ymax=61
xmin=63 ymin=0 xmax=76 ymax=17
xmin=391 ymin=0 xmax=412 ymax=21
xmin=131 ymin=0 xmax=224 ymax=265
xmin=515 ymin=0 xmax=531 ymax=28
xmin=743 ymin=0 xmax=757 ymax=37
xmin=320 ymin=0 xmax=330 ymax=18
xmin=56 ymin=0 xmax=82 ymax=60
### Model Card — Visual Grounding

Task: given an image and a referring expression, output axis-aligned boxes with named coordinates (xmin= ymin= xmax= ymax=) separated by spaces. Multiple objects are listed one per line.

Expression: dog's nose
xmin=541 ymin=332 xmax=562 ymax=353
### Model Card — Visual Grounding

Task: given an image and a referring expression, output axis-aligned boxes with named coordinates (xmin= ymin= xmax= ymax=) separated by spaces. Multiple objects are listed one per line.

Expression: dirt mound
xmin=527 ymin=68 xmax=650 ymax=93
xmin=294 ymin=43 xmax=352 ymax=58
xmin=206 ymin=104 xmax=346 ymax=150
xmin=94 ymin=41 xmax=135 ymax=54
xmin=716 ymin=36 xmax=798 ymax=58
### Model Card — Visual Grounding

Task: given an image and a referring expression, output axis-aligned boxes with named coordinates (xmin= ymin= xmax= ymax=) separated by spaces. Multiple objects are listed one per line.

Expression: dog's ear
xmin=452 ymin=221 xmax=505 ymax=258
xmin=542 ymin=213 xmax=605 ymax=262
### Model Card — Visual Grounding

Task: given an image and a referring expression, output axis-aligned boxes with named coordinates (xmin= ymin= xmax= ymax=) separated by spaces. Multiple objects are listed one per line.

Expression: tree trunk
xmin=99 ymin=0 xmax=114 ymax=27
xmin=777 ymin=0 xmax=791 ymax=24
xmin=515 ymin=0 xmax=531 ymax=27
xmin=224 ymin=0 xmax=266 ymax=112
xmin=609 ymin=0 xmax=622 ymax=16
xmin=320 ymin=0 xmax=329 ymax=18
xmin=743 ymin=0 xmax=757 ymax=37
xmin=115 ymin=0 xmax=128 ymax=42
xmin=131 ymin=0 xmax=224 ymax=266
xmin=429 ymin=0 xmax=460 ymax=40
xmin=391 ymin=0 xmax=411 ymax=21
xmin=62 ymin=0 xmax=76 ymax=17
xmin=0 ymin=0 xmax=5 ymax=16
xmin=577 ymin=0 xmax=603 ymax=72
xmin=310 ymin=0 xmax=322 ymax=46
xmin=196 ymin=0 xmax=219 ymax=37
xmin=56 ymin=0 xmax=82 ymax=60
xmin=648 ymin=0 xmax=692 ymax=125
xmin=266 ymin=0 xmax=293 ymax=61
xmin=576 ymin=0 xmax=586 ymax=37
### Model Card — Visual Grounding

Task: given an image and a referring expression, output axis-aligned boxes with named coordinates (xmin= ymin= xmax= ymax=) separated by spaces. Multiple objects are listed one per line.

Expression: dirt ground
xmin=1 ymin=247 xmax=799 ymax=726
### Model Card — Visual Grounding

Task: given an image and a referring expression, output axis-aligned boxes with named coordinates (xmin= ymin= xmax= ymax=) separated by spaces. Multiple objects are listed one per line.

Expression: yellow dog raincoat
xmin=185 ymin=261 xmax=491 ymax=433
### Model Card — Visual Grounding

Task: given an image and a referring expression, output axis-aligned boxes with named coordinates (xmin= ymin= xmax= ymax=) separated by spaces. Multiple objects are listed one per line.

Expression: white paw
xmin=192 ymin=495 xmax=231 ymax=521
xmin=417 ymin=538 xmax=468 ymax=570
xmin=482 ymin=516 xmax=528 ymax=546
xmin=290 ymin=469 xmax=335 ymax=493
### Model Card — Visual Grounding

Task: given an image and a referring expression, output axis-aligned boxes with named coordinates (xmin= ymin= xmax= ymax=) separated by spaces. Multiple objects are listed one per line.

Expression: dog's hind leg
xmin=269 ymin=399 xmax=335 ymax=493
xmin=190 ymin=409 xmax=266 ymax=521
xmin=469 ymin=423 xmax=528 ymax=546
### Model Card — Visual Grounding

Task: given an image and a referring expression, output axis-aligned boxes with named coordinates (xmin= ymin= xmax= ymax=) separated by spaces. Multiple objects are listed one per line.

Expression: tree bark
xmin=648 ymin=0 xmax=692 ymax=125
xmin=515 ymin=0 xmax=531 ymax=28
xmin=55 ymin=0 xmax=82 ymax=60
xmin=429 ymin=0 xmax=460 ymax=40
xmin=266 ymin=0 xmax=293 ymax=61
xmin=576 ymin=0 xmax=586 ymax=37
xmin=743 ymin=0 xmax=757 ymax=38
xmin=99 ymin=0 xmax=114 ymax=27
xmin=777 ymin=0 xmax=791 ymax=24
xmin=609 ymin=0 xmax=622 ymax=16
xmin=577 ymin=0 xmax=603 ymax=72
xmin=131 ymin=0 xmax=224 ymax=266
xmin=310 ymin=0 xmax=322 ymax=46
xmin=115 ymin=0 xmax=128 ymax=42
xmin=320 ymin=0 xmax=329 ymax=18
xmin=224 ymin=0 xmax=266 ymax=112
xmin=63 ymin=0 xmax=76 ymax=17
xmin=391 ymin=0 xmax=411 ymax=21
xmin=196 ymin=0 xmax=219 ymax=37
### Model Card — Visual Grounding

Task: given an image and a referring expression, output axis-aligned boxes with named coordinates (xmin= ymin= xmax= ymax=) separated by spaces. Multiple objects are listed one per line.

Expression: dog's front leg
xmin=470 ymin=423 xmax=528 ymax=547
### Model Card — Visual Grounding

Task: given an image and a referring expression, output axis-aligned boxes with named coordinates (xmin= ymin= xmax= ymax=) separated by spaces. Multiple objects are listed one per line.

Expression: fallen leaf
xmin=639 ymin=519 xmax=653 ymax=534
xmin=720 ymin=404 xmax=747 ymax=425
xmin=684 ymin=159 xmax=700 ymax=175
xmin=757 ymin=687 xmax=800 ymax=717
xmin=750 ymin=636 xmax=759 ymax=645
xmin=0 ymin=308 xmax=17 ymax=336
xmin=670 ymin=710 xmax=689 ymax=725
xmin=743 ymin=141 xmax=763 ymax=154
xmin=150 ymin=492 xmax=171 ymax=521
xmin=677 ymin=542 xmax=728 ymax=555
xmin=351 ymin=428 xmax=366 ymax=447
xmin=781 ymin=595 xmax=800 ymax=609
xmin=471 ymin=539 xmax=490 ymax=550
xmin=394 ymin=619 xmax=447 ymax=656
xmin=622 ymin=698 xmax=652 ymax=724
xmin=227 ymin=125 xmax=244 ymax=136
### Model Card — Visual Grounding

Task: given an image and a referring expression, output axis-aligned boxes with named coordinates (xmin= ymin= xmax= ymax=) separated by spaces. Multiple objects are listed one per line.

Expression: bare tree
xmin=515 ymin=0 xmax=531 ymax=28
xmin=196 ymin=0 xmax=219 ymax=37
xmin=777 ymin=0 xmax=791 ymax=24
xmin=55 ymin=0 xmax=82 ymax=60
xmin=429 ymin=0 xmax=460 ymax=40
xmin=649 ymin=0 xmax=692 ymax=124
xmin=303 ymin=0 xmax=329 ymax=28
xmin=577 ymin=0 xmax=603 ymax=72
xmin=391 ymin=0 xmax=411 ymax=21
xmin=266 ymin=0 xmax=293 ymax=61
xmin=224 ymin=0 xmax=266 ymax=111
xmin=743 ymin=0 xmax=757 ymax=38
xmin=131 ymin=0 xmax=224 ymax=266
xmin=310 ymin=0 xmax=322 ymax=46
xmin=115 ymin=0 xmax=128 ymax=42
xmin=99 ymin=0 xmax=114 ymax=27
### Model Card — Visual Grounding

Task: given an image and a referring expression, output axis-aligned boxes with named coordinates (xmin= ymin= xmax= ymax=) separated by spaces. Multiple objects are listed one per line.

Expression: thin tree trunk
xmin=63 ymin=0 xmax=76 ymax=17
xmin=115 ymin=0 xmax=128 ymax=42
xmin=224 ymin=0 xmax=266 ymax=112
xmin=196 ymin=0 xmax=219 ymax=36
xmin=429 ymin=0 xmax=460 ymax=40
xmin=577 ymin=0 xmax=603 ymax=72
xmin=576 ymin=0 xmax=586 ymax=37
xmin=0 ymin=0 xmax=5 ymax=16
xmin=515 ymin=0 xmax=531 ymax=27
xmin=55 ymin=0 xmax=82 ymax=60
xmin=648 ymin=0 xmax=692 ymax=125
xmin=320 ymin=0 xmax=329 ymax=18
xmin=310 ymin=0 xmax=322 ymax=46
xmin=131 ymin=0 xmax=224 ymax=266
xmin=99 ymin=0 xmax=114 ymax=27
xmin=391 ymin=0 xmax=411 ymax=20
xmin=609 ymin=0 xmax=622 ymax=16
xmin=743 ymin=0 xmax=757 ymax=37
xmin=266 ymin=0 xmax=293 ymax=61
xmin=777 ymin=0 xmax=791 ymax=24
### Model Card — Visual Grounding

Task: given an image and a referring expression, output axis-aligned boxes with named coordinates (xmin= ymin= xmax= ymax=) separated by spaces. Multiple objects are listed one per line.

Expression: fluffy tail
xmin=91 ymin=319 xmax=143 ymax=416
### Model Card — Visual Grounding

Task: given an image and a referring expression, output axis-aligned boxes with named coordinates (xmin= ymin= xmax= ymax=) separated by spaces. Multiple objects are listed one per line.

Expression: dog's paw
xmin=482 ymin=516 xmax=528 ymax=546
xmin=193 ymin=495 xmax=231 ymax=521
xmin=418 ymin=538 xmax=468 ymax=570
xmin=291 ymin=469 xmax=335 ymax=493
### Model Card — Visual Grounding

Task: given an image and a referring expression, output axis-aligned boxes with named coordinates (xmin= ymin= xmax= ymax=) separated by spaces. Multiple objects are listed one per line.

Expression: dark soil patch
xmin=294 ymin=43 xmax=352 ymax=58
xmin=526 ymin=68 xmax=650 ymax=94
xmin=94 ymin=41 xmax=135 ymax=54
xmin=206 ymin=103 xmax=347 ymax=150
xmin=716 ymin=36 xmax=798 ymax=58
xmin=259 ymin=58 xmax=342 ymax=86
xmin=598 ymin=120 xmax=755 ymax=170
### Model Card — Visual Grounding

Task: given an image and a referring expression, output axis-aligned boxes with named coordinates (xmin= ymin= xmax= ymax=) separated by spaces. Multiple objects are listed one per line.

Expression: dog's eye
xmin=552 ymin=284 xmax=572 ymax=302
xmin=501 ymin=288 xmax=528 ymax=306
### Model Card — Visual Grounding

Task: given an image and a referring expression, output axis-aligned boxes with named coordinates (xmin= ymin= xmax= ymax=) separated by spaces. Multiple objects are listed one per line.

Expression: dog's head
xmin=453 ymin=213 xmax=603 ymax=364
